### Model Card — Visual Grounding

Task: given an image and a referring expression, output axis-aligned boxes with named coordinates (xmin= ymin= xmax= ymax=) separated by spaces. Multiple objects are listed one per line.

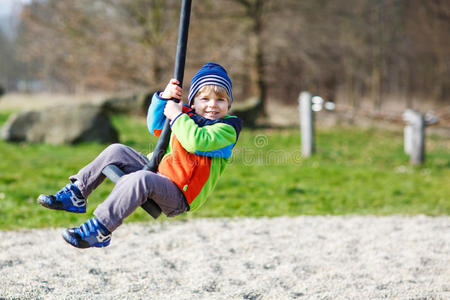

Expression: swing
xmin=101 ymin=0 xmax=192 ymax=219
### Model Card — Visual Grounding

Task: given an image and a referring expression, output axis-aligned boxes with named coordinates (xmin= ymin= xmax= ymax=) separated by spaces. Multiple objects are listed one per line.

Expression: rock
xmin=1 ymin=103 xmax=118 ymax=144
xmin=101 ymin=90 xmax=156 ymax=116
xmin=230 ymin=97 xmax=261 ymax=127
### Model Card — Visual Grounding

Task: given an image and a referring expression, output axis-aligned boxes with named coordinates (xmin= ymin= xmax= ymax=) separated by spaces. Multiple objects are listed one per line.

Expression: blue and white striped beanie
xmin=188 ymin=62 xmax=233 ymax=108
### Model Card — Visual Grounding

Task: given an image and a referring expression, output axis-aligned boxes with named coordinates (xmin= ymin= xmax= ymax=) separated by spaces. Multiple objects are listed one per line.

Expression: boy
xmin=37 ymin=62 xmax=242 ymax=249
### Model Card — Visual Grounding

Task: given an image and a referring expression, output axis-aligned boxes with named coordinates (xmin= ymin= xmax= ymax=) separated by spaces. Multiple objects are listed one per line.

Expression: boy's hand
xmin=161 ymin=79 xmax=182 ymax=100
xmin=164 ymin=99 xmax=184 ymax=120
xmin=162 ymin=79 xmax=184 ymax=120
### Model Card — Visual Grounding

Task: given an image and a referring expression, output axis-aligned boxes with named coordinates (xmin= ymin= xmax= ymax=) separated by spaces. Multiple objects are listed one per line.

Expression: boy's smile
xmin=192 ymin=90 xmax=229 ymax=120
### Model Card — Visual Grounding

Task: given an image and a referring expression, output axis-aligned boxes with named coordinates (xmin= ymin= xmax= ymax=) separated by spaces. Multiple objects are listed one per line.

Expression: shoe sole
xmin=37 ymin=195 xmax=86 ymax=213
xmin=62 ymin=229 xmax=88 ymax=248
xmin=62 ymin=229 xmax=110 ymax=249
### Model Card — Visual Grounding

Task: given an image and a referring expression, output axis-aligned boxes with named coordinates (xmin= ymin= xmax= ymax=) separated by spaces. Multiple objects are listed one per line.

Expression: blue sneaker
xmin=37 ymin=184 xmax=86 ymax=213
xmin=62 ymin=218 xmax=111 ymax=249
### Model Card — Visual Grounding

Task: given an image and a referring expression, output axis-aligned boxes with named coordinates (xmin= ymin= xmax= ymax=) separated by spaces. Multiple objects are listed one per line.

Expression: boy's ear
xmin=227 ymin=98 xmax=232 ymax=109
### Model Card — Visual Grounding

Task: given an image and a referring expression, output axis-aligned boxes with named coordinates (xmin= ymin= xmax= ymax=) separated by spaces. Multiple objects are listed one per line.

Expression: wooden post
xmin=410 ymin=114 xmax=425 ymax=165
xmin=299 ymin=91 xmax=314 ymax=157
xmin=404 ymin=125 xmax=413 ymax=155
xmin=403 ymin=109 xmax=425 ymax=165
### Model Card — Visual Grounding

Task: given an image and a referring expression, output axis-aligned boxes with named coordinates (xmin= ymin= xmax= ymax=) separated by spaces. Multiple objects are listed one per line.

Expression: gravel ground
xmin=0 ymin=216 xmax=449 ymax=299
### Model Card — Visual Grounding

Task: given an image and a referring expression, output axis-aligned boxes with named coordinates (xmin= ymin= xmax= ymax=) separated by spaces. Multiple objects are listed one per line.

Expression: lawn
xmin=0 ymin=111 xmax=448 ymax=230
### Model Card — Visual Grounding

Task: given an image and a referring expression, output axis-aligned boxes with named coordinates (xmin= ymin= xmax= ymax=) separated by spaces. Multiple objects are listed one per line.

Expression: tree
xmin=228 ymin=0 xmax=270 ymax=115
xmin=0 ymin=28 xmax=26 ymax=91
xmin=14 ymin=0 xmax=449 ymax=112
xmin=18 ymin=0 xmax=180 ymax=92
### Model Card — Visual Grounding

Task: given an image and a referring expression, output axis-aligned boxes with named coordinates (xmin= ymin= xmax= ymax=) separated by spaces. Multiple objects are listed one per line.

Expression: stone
xmin=101 ymin=90 xmax=156 ymax=116
xmin=1 ymin=103 xmax=118 ymax=144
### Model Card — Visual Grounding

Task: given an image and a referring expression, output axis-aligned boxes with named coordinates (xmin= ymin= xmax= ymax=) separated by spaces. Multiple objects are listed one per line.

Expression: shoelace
xmin=76 ymin=218 xmax=98 ymax=239
xmin=75 ymin=218 xmax=110 ymax=241
xmin=55 ymin=185 xmax=71 ymax=197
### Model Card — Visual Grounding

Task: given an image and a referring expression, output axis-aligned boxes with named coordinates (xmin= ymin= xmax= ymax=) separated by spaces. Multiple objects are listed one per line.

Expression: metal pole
xmin=140 ymin=0 xmax=192 ymax=218
xmin=102 ymin=0 xmax=192 ymax=219
xmin=143 ymin=0 xmax=191 ymax=172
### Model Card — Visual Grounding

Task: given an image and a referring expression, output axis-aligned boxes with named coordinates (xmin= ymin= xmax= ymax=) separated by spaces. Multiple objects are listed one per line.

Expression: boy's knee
xmin=133 ymin=170 xmax=154 ymax=182
xmin=133 ymin=171 xmax=161 ymax=191
xmin=124 ymin=170 xmax=152 ymax=183
xmin=104 ymin=143 xmax=128 ymax=156
xmin=119 ymin=170 xmax=155 ymax=193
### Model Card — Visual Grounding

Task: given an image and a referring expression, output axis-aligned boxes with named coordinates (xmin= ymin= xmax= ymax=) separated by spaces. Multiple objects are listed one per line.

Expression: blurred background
xmin=0 ymin=0 xmax=449 ymax=126
xmin=0 ymin=0 xmax=448 ymax=229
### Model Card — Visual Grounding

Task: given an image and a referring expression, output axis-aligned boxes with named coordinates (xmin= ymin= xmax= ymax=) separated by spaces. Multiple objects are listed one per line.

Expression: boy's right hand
xmin=161 ymin=79 xmax=183 ymax=100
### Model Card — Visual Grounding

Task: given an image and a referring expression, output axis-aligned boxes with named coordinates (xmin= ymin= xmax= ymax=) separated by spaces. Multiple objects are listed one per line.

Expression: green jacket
xmin=147 ymin=92 xmax=242 ymax=211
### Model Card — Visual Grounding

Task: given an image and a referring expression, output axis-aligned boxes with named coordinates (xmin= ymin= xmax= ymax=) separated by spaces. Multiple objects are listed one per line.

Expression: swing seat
xmin=102 ymin=164 xmax=162 ymax=219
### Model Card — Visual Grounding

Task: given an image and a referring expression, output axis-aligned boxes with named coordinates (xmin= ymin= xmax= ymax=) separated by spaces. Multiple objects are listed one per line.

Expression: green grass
xmin=204 ymin=127 xmax=449 ymax=217
xmin=0 ymin=111 xmax=448 ymax=230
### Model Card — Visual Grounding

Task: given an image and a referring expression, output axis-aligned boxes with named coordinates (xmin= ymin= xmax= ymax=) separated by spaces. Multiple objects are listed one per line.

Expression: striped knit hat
xmin=188 ymin=62 xmax=233 ymax=108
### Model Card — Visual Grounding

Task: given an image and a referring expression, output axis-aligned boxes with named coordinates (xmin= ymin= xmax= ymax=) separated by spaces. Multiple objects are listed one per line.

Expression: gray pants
xmin=69 ymin=143 xmax=189 ymax=232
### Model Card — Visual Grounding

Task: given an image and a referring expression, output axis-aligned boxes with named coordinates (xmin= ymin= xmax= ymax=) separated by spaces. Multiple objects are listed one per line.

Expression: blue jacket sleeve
xmin=147 ymin=92 xmax=167 ymax=137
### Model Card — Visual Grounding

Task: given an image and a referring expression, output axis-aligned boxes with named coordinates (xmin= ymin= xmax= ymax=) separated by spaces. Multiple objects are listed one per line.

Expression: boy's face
xmin=191 ymin=89 xmax=229 ymax=120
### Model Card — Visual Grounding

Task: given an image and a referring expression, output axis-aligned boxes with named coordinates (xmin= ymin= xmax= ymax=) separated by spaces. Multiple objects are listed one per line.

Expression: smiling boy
xmin=148 ymin=62 xmax=242 ymax=212
xmin=37 ymin=62 xmax=242 ymax=248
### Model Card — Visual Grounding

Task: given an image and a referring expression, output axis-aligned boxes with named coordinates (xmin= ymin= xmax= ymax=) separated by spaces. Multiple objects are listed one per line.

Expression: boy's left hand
xmin=164 ymin=99 xmax=184 ymax=120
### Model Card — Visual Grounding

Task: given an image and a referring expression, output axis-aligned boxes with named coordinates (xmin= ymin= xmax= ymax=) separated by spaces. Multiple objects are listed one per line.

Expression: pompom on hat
xmin=188 ymin=62 xmax=233 ymax=108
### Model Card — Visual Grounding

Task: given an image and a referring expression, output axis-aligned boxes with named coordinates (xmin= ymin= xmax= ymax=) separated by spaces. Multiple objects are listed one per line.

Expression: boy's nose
xmin=208 ymin=99 xmax=218 ymax=107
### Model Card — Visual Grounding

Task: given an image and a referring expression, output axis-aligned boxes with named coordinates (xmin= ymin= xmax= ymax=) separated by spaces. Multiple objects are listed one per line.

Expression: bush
xmin=0 ymin=85 xmax=4 ymax=97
